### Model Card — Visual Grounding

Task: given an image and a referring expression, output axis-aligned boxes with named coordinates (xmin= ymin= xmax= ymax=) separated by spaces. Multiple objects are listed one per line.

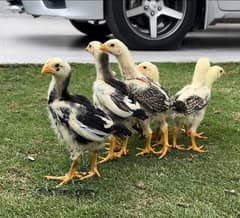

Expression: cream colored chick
xmin=100 ymin=39 xmax=172 ymax=158
xmin=137 ymin=62 xmax=160 ymax=85
xmin=137 ymin=62 xmax=164 ymax=143
xmin=171 ymin=65 xmax=224 ymax=152
xmin=175 ymin=57 xmax=210 ymax=140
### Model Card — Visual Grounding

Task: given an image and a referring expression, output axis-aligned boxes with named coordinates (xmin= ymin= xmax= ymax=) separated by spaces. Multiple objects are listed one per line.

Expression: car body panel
xmin=206 ymin=0 xmax=240 ymax=26
xmin=21 ymin=0 xmax=104 ymax=20
xmin=218 ymin=0 xmax=240 ymax=11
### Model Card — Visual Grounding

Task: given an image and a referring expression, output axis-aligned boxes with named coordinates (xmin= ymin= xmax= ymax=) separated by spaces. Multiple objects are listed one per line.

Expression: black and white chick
xmin=171 ymin=65 xmax=224 ymax=152
xmin=86 ymin=41 xmax=148 ymax=163
xmin=100 ymin=39 xmax=172 ymax=158
xmin=41 ymin=57 xmax=131 ymax=187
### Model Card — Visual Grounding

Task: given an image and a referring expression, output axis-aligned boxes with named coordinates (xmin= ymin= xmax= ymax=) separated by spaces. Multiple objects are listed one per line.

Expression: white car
xmin=19 ymin=0 xmax=240 ymax=49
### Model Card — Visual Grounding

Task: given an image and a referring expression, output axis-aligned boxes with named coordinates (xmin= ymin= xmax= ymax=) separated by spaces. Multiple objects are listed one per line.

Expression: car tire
xmin=69 ymin=20 xmax=111 ymax=37
xmin=105 ymin=0 xmax=197 ymax=50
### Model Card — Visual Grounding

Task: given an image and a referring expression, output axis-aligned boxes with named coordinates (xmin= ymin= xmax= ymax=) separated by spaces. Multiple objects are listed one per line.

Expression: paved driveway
xmin=1 ymin=1 xmax=240 ymax=63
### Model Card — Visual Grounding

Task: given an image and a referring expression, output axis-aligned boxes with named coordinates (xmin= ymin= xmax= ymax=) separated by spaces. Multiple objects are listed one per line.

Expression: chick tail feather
xmin=132 ymin=109 xmax=148 ymax=120
xmin=171 ymin=100 xmax=187 ymax=113
xmin=110 ymin=124 xmax=132 ymax=138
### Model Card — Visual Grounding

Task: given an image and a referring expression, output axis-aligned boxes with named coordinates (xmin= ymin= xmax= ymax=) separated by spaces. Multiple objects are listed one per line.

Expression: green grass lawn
xmin=0 ymin=63 xmax=239 ymax=218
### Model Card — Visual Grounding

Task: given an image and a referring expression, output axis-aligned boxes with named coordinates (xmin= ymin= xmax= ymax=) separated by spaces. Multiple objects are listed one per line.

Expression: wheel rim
xmin=123 ymin=0 xmax=187 ymax=40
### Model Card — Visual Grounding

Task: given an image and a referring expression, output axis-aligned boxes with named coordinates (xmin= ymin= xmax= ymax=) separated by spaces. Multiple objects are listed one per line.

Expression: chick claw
xmin=182 ymin=129 xmax=208 ymax=139
xmin=45 ymin=171 xmax=82 ymax=188
xmin=155 ymin=144 xmax=171 ymax=159
xmin=80 ymin=168 xmax=100 ymax=180
xmin=195 ymin=132 xmax=208 ymax=139
xmin=136 ymin=146 xmax=156 ymax=156
xmin=118 ymin=147 xmax=128 ymax=156
xmin=187 ymin=145 xmax=206 ymax=153
xmin=172 ymin=144 xmax=186 ymax=150
xmin=99 ymin=152 xmax=121 ymax=164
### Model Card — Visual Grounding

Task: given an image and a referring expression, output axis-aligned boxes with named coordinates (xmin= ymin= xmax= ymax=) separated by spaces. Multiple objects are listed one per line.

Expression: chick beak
xmin=99 ymin=44 xmax=108 ymax=51
xmin=41 ymin=64 xmax=53 ymax=75
xmin=85 ymin=47 xmax=89 ymax=52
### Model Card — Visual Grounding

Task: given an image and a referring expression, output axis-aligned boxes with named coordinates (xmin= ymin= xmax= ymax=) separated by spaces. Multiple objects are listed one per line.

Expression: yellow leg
xmin=152 ymin=127 xmax=162 ymax=142
xmin=187 ymin=132 xmax=206 ymax=152
xmin=45 ymin=156 xmax=82 ymax=188
xmin=172 ymin=127 xmax=186 ymax=150
xmin=99 ymin=136 xmax=121 ymax=164
xmin=105 ymin=139 xmax=122 ymax=152
xmin=118 ymin=136 xmax=129 ymax=156
xmin=155 ymin=126 xmax=171 ymax=159
xmin=81 ymin=151 xmax=100 ymax=180
xmin=136 ymin=133 xmax=156 ymax=156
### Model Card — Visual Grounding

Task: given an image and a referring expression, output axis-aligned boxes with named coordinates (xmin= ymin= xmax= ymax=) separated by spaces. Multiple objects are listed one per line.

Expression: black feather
xmin=110 ymin=124 xmax=132 ymax=138
xmin=132 ymin=109 xmax=148 ymax=120
xmin=98 ymin=53 xmax=114 ymax=80
xmin=172 ymin=95 xmax=208 ymax=115
xmin=76 ymin=112 xmax=109 ymax=133
xmin=48 ymin=88 xmax=57 ymax=104
xmin=110 ymin=92 xmax=133 ymax=113
xmin=105 ymin=78 xmax=129 ymax=97
xmin=171 ymin=100 xmax=187 ymax=113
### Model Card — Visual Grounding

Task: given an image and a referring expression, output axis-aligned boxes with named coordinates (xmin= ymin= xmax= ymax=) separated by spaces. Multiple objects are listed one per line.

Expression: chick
xmin=175 ymin=57 xmax=210 ymax=141
xmin=86 ymin=41 xmax=148 ymax=163
xmin=137 ymin=62 xmax=163 ymax=143
xmin=171 ymin=65 xmax=224 ymax=152
xmin=41 ymin=58 xmax=131 ymax=187
xmin=100 ymin=39 xmax=172 ymax=158
xmin=137 ymin=62 xmax=160 ymax=86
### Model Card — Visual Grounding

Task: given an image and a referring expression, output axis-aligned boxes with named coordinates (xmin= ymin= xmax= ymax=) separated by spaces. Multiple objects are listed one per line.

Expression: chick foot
xmin=45 ymin=157 xmax=82 ymax=187
xmin=182 ymin=129 xmax=207 ymax=139
xmin=188 ymin=131 xmax=206 ymax=153
xmin=99 ymin=136 xmax=120 ymax=164
xmin=117 ymin=137 xmax=129 ymax=157
xmin=187 ymin=145 xmax=205 ymax=153
xmin=99 ymin=151 xmax=121 ymax=164
xmin=136 ymin=146 xmax=156 ymax=156
xmin=81 ymin=151 xmax=100 ymax=180
xmin=105 ymin=139 xmax=122 ymax=152
xmin=172 ymin=144 xmax=186 ymax=150
xmin=154 ymin=143 xmax=171 ymax=159
xmin=136 ymin=134 xmax=156 ymax=156
xmin=45 ymin=171 xmax=82 ymax=188
xmin=195 ymin=132 xmax=208 ymax=139
xmin=80 ymin=168 xmax=100 ymax=180
xmin=155 ymin=126 xmax=171 ymax=158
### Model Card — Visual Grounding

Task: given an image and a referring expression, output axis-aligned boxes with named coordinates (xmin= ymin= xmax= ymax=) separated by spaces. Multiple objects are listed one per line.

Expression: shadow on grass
xmin=33 ymin=182 xmax=96 ymax=199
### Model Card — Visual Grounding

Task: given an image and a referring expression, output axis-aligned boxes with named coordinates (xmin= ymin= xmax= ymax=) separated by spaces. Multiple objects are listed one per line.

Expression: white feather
xmin=93 ymin=80 xmax=134 ymax=118
xmin=68 ymin=114 xmax=107 ymax=142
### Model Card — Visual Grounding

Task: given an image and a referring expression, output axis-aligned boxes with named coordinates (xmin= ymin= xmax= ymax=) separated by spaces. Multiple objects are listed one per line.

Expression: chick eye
xmin=89 ymin=44 xmax=92 ymax=48
xmin=143 ymin=66 xmax=147 ymax=69
xmin=220 ymin=70 xmax=223 ymax=73
xmin=110 ymin=43 xmax=115 ymax=47
xmin=55 ymin=64 xmax=60 ymax=68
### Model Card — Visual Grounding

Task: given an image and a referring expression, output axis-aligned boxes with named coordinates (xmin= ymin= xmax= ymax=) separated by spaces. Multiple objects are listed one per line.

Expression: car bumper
xmin=22 ymin=0 xmax=104 ymax=20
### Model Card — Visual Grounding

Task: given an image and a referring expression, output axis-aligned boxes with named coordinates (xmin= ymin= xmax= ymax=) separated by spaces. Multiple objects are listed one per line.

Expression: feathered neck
xmin=48 ymin=74 xmax=70 ymax=103
xmin=205 ymin=75 xmax=217 ymax=88
xmin=116 ymin=50 xmax=141 ymax=80
xmin=94 ymin=53 xmax=114 ymax=81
